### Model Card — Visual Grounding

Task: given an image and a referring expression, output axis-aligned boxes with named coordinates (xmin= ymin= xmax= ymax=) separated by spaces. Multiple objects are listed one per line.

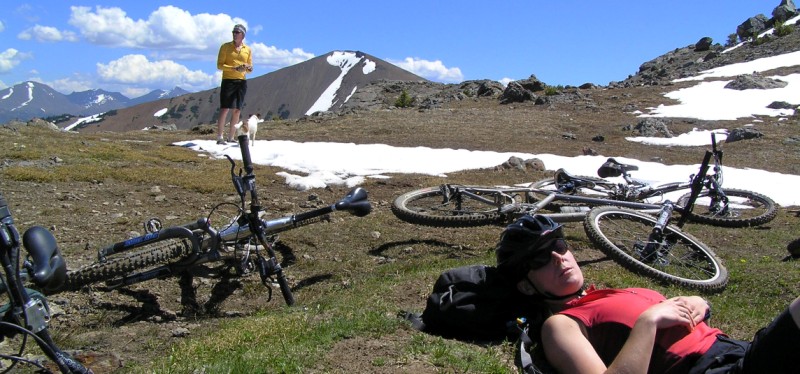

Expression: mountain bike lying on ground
xmin=529 ymin=133 xmax=777 ymax=228
xmin=53 ymin=135 xmax=372 ymax=306
xmin=1 ymin=192 xmax=92 ymax=373
xmin=391 ymin=146 xmax=729 ymax=291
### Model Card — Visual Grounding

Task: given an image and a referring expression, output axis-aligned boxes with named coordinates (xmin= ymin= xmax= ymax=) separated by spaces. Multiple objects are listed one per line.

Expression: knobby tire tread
xmin=583 ymin=206 xmax=728 ymax=291
xmin=61 ymin=238 xmax=194 ymax=292
xmin=677 ymin=188 xmax=777 ymax=227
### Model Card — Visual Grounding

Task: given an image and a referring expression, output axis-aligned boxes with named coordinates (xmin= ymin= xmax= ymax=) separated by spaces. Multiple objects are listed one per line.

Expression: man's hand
xmin=639 ymin=296 xmax=708 ymax=332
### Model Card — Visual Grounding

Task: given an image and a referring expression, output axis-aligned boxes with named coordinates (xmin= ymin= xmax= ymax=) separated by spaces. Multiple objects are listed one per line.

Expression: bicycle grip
xmin=277 ymin=272 xmax=295 ymax=306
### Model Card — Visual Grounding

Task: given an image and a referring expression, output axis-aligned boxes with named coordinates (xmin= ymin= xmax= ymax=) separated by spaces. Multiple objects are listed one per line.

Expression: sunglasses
xmin=233 ymin=31 xmax=243 ymax=34
xmin=527 ymin=238 xmax=570 ymax=270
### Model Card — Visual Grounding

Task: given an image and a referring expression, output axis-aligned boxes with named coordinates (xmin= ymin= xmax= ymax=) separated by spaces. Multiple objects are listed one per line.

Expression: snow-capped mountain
xmin=128 ymin=87 xmax=191 ymax=106
xmin=0 ymin=82 xmax=78 ymax=122
xmin=66 ymin=89 xmax=129 ymax=112
xmin=73 ymin=50 xmax=427 ymax=132
xmin=0 ymin=82 xmax=191 ymax=124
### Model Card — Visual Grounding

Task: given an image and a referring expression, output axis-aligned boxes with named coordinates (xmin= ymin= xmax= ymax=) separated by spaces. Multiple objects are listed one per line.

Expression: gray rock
xmin=726 ymin=127 xmax=763 ymax=143
xmin=767 ymin=101 xmax=797 ymax=109
xmin=737 ymin=15 xmax=770 ymax=40
xmin=499 ymin=81 xmax=536 ymax=104
xmin=773 ymin=0 xmax=798 ymax=23
xmin=724 ymin=73 xmax=788 ymax=90
xmin=634 ymin=118 xmax=673 ymax=138
xmin=695 ymin=37 xmax=714 ymax=51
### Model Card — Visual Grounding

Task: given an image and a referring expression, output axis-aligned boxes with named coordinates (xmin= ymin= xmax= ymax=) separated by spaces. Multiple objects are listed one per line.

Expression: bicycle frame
xmin=69 ymin=135 xmax=371 ymax=306
xmin=438 ymin=147 xmax=715 ymax=226
xmin=561 ymin=133 xmax=724 ymax=203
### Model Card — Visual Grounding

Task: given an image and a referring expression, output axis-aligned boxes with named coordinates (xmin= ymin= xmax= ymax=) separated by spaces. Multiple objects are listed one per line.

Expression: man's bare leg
xmin=217 ymin=108 xmax=230 ymax=141
xmin=228 ymin=109 xmax=241 ymax=142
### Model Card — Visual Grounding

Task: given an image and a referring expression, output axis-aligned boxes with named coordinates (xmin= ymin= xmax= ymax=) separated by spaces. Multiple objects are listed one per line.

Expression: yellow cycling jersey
xmin=217 ymin=41 xmax=252 ymax=80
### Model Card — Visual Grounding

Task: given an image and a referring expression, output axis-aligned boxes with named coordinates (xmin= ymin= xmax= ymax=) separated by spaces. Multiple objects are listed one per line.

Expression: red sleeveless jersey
xmin=560 ymin=287 xmax=723 ymax=373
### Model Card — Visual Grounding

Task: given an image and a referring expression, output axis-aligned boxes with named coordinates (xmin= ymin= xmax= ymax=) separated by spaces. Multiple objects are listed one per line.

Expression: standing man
xmin=216 ymin=23 xmax=253 ymax=144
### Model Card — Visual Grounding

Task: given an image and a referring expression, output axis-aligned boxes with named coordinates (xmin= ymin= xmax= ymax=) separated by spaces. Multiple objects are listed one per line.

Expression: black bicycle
xmin=529 ymin=133 xmax=776 ymax=228
xmin=392 ymin=147 xmax=728 ymax=291
xmin=1 ymin=192 xmax=92 ymax=373
xmin=53 ymin=135 xmax=372 ymax=306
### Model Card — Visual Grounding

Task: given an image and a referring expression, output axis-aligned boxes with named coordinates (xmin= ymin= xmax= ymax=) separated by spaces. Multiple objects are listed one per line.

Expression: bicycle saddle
xmin=22 ymin=226 xmax=67 ymax=292
xmin=334 ymin=187 xmax=372 ymax=217
xmin=554 ymin=169 xmax=596 ymax=193
xmin=597 ymin=158 xmax=638 ymax=178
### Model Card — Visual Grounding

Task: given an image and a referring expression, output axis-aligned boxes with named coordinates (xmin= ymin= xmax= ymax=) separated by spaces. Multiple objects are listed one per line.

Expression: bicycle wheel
xmin=677 ymin=188 xmax=777 ymax=228
xmin=583 ymin=206 xmax=728 ymax=291
xmin=60 ymin=238 xmax=195 ymax=292
xmin=527 ymin=176 xmax=616 ymax=211
xmin=391 ymin=185 xmax=511 ymax=227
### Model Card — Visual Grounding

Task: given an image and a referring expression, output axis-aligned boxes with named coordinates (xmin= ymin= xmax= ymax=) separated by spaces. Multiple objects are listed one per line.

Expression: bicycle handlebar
xmin=0 ymin=191 xmax=92 ymax=373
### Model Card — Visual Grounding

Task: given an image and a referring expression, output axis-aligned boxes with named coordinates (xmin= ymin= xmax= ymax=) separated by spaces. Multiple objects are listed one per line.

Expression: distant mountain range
xmin=1 ymin=50 xmax=426 ymax=132
xmin=0 ymin=83 xmax=190 ymax=124
xmin=63 ymin=50 xmax=428 ymax=132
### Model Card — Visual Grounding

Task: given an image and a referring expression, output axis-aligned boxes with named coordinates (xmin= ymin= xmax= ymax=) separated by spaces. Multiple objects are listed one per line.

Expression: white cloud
xmin=68 ymin=5 xmax=242 ymax=51
xmin=18 ymin=25 xmax=78 ymax=42
xmin=96 ymin=54 xmax=215 ymax=90
xmin=0 ymin=20 xmax=5 ymax=33
xmin=499 ymin=77 xmax=514 ymax=87
xmin=65 ymin=5 xmax=311 ymax=68
xmin=0 ymin=48 xmax=30 ymax=73
xmin=249 ymin=43 xmax=314 ymax=69
xmin=388 ymin=57 xmax=464 ymax=83
xmin=46 ymin=75 xmax=94 ymax=94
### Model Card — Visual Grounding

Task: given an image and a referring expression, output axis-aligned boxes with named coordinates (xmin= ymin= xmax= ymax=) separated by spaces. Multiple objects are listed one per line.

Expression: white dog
xmin=236 ymin=113 xmax=261 ymax=146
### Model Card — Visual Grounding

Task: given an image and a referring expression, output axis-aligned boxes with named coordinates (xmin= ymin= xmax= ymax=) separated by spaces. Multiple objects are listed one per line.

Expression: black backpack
xmin=403 ymin=264 xmax=552 ymax=373
xmin=413 ymin=264 xmax=542 ymax=341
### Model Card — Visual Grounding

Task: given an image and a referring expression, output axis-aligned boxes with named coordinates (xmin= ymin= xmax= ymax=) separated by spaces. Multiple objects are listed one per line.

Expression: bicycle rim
xmin=584 ymin=206 xmax=728 ymax=291
xmin=391 ymin=185 xmax=509 ymax=227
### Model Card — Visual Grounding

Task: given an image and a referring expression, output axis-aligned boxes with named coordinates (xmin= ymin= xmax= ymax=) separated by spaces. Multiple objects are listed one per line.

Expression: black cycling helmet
xmin=495 ymin=214 xmax=564 ymax=282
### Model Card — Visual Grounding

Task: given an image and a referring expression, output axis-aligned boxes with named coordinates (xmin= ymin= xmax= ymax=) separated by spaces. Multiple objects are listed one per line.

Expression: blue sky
xmin=0 ymin=1 xmax=772 ymax=97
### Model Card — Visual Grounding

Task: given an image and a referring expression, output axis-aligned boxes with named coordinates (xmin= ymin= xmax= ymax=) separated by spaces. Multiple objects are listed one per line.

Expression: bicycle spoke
xmin=584 ymin=206 xmax=727 ymax=291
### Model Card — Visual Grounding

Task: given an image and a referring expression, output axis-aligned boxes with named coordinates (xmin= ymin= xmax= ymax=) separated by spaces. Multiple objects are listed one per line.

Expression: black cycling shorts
xmin=220 ymin=79 xmax=247 ymax=110
xmin=691 ymin=309 xmax=799 ymax=373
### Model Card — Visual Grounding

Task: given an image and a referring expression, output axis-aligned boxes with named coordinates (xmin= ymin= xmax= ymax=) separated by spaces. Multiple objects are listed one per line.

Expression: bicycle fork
xmin=638 ymin=203 xmax=675 ymax=264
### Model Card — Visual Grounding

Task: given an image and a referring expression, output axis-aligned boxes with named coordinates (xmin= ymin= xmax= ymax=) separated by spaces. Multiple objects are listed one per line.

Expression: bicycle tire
xmin=528 ymin=176 xmax=617 ymax=210
xmin=60 ymin=238 xmax=195 ymax=292
xmin=677 ymin=188 xmax=777 ymax=227
xmin=583 ymin=206 xmax=728 ymax=291
xmin=391 ymin=185 xmax=510 ymax=227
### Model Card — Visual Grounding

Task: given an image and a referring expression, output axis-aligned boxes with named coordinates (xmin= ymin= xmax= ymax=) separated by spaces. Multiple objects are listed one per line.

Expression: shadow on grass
xmin=368 ymin=238 xmax=476 ymax=257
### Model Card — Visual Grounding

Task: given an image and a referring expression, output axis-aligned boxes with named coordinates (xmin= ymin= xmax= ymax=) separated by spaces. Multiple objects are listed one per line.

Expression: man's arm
xmin=541 ymin=315 xmax=609 ymax=374
xmin=217 ymin=44 xmax=228 ymax=71
xmin=246 ymin=46 xmax=254 ymax=73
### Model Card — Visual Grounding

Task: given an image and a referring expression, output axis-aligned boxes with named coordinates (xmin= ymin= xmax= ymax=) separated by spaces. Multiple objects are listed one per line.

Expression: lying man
xmin=495 ymin=214 xmax=799 ymax=373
